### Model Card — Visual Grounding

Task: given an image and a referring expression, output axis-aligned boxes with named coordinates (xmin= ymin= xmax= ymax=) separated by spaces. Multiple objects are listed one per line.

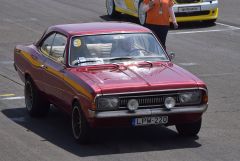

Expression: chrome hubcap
xmin=106 ymin=0 xmax=114 ymax=15
xmin=72 ymin=106 xmax=81 ymax=139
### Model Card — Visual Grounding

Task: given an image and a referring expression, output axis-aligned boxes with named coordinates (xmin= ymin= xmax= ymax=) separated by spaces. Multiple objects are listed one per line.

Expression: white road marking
xmin=216 ymin=22 xmax=240 ymax=30
xmin=169 ymin=28 xmax=239 ymax=35
xmin=1 ymin=96 xmax=25 ymax=100
xmin=170 ymin=22 xmax=240 ymax=35
xmin=178 ymin=62 xmax=198 ymax=66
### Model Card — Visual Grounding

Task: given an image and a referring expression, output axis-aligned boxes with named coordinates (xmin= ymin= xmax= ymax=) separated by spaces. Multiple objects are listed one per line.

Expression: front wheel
xmin=106 ymin=0 xmax=119 ymax=17
xmin=71 ymin=102 xmax=90 ymax=144
xmin=138 ymin=1 xmax=147 ymax=26
xmin=175 ymin=118 xmax=202 ymax=136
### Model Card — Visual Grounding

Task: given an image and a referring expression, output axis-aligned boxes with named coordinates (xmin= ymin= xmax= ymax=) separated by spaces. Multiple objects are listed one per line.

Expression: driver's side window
xmin=40 ymin=33 xmax=56 ymax=56
xmin=50 ymin=34 xmax=67 ymax=62
xmin=40 ymin=33 xmax=67 ymax=63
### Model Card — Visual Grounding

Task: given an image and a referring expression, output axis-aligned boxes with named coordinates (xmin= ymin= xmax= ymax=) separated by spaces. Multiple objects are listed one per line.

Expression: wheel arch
xmin=72 ymin=98 xmax=80 ymax=108
xmin=71 ymin=97 xmax=90 ymax=120
xmin=24 ymin=72 xmax=32 ymax=82
xmin=71 ymin=97 xmax=85 ymax=112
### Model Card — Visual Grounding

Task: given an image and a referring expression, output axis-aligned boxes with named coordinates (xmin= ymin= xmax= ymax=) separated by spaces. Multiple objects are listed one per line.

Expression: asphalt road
xmin=0 ymin=0 xmax=240 ymax=161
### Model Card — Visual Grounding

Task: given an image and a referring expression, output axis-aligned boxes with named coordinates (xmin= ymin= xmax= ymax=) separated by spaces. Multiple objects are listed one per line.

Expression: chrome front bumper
xmin=88 ymin=104 xmax=208 ymax=118
xmin=173 ymin=1 xmax=218 ymax=12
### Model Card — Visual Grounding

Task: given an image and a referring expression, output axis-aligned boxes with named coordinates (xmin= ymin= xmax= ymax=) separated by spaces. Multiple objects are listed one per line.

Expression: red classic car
xmin=14 ymin=22 xmax=208 ymax=143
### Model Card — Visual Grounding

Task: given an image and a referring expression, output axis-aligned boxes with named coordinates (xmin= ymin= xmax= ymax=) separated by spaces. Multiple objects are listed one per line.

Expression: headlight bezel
xmin=178 ymin=90 xmax=202 ymax=106
xmin=96 ymin=96 xmax=119 ymax=111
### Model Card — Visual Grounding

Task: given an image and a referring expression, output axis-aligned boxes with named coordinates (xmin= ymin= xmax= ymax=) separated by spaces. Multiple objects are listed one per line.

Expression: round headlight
xmin=127 ymin=99 xmax=139 ymax=111
xmin=164 ymin=97 xmax=176 ymax=109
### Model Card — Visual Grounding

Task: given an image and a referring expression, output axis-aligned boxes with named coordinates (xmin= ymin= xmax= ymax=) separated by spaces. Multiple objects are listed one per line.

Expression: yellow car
xmin=106 ymin=0 xmax=218 ymax=25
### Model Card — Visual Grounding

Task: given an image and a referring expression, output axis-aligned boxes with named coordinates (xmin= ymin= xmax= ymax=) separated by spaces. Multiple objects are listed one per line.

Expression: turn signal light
xmin=202 ymin=93 xmax=208 ymax=104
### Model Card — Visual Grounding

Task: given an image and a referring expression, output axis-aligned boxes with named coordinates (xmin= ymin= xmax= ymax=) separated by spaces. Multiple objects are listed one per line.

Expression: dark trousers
xmin=146 ymin=24 xmax=169 ymax=50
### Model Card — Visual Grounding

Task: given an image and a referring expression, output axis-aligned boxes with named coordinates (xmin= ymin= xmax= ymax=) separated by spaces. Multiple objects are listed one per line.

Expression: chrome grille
xmin=175 ymin=0 xmax=201 ymax=4
xmin=119 ymin=95 xmax=180 ymax=108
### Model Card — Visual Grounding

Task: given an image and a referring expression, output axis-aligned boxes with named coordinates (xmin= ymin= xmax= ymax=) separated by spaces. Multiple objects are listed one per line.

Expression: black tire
xmin=106 ymin=0 xmax=119 ymax=17
xmin=71 ymin=102 xmax=91 ymax=144
xmin=25 ymin=77 xmax=49 ymax=117
xmin=175 ymin=118 xmax=202 ymax=136
xmin=138 ymin=1 xmax=146 ymax=26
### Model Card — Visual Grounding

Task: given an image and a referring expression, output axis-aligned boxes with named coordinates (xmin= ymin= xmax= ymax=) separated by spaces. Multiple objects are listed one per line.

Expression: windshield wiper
xmin=74 ymin=60 xmax=99 ymax=65
xmin=142 ymin=61 xmax=153 ymax=67
xmin=108 ymin=57 xmax=134 ymax=61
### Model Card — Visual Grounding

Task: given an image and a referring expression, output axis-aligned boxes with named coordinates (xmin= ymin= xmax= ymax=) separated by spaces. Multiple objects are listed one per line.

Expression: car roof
xmin=50 ymin=22 xmax=151 ymax=36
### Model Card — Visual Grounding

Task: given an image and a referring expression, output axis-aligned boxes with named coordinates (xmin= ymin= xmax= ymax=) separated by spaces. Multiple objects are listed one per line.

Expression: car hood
xmin=70 ymin=62 xmax=203 ymax=94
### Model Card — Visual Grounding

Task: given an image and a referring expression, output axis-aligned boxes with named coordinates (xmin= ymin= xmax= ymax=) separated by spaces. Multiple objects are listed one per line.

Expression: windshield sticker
xmin=73 ymin=39 xmax=81 ymax=47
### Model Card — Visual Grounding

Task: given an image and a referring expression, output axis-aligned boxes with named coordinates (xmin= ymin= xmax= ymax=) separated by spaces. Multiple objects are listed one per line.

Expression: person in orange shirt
xmin=144 ymin=0 xmax=178 ymax=50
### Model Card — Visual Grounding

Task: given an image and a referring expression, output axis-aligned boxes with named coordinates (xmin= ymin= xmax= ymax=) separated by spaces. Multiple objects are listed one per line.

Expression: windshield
xmin=69 ymin=33 xmax=169 ymax=66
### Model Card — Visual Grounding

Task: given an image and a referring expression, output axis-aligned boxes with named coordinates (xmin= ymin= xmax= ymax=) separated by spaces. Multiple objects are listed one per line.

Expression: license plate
xmin=132 ymin=116 xmax=168 ymax=126
xmin=178 ymin=6 xmax=201 ymax=13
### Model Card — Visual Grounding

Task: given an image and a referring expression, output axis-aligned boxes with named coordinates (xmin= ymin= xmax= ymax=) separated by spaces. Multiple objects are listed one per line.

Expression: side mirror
xmin=168 ymin=52 xmax=175 ymax=61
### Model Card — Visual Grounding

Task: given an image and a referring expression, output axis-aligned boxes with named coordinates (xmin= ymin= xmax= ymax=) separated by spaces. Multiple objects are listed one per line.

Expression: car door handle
xmin=40 ymin=64 xmax=48 ymax=69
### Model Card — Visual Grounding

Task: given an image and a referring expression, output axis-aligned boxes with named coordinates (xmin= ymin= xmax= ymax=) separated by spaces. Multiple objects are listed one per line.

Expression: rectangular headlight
xmin=179 ymin=91 xmax=202 ymax=105
xmin=97 ymin=97 xmax=119 ymax=111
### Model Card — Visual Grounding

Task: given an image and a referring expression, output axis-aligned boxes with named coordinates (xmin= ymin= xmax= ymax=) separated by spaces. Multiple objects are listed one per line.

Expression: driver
xmin=111 ymin=37 xmax=134 ymax=57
